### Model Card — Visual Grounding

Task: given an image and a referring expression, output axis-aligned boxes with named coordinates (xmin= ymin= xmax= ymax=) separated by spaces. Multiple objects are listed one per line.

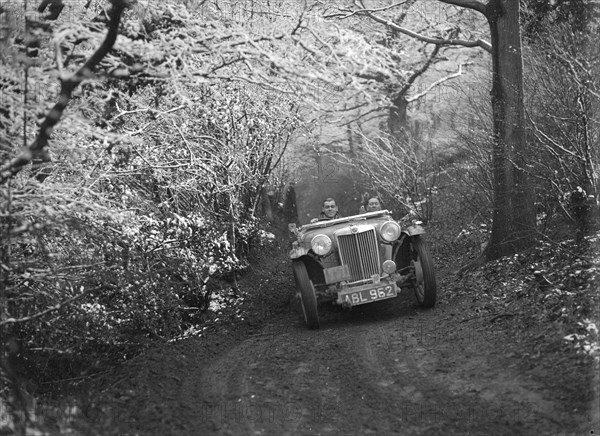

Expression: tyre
xmin=292 ymin=260 xmax=320 ymax=329
xmin=410 ymin=236 xmax=437 ymax=308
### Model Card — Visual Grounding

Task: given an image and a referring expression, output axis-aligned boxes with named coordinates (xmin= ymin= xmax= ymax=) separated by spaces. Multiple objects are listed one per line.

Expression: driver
xmin=310 ymin=198 xmax=340 ymax=223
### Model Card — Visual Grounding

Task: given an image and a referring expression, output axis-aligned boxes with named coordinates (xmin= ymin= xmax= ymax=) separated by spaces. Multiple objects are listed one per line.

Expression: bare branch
xmin=0 ymin=285 xmax=102 ymax=326
xmin=323 ymin=0 xmax=411 ymax=19
xmin=111 ymin=104 xmax=187 ymax=122
xmin=407 ymin=63 xmax=465 ymax=102
xmin=172 ymin=121 xmax=194 ymax=165
xmin=400 ymin=44 xmax=441 ymax=96
xmin=362 ymin=9 xmax=492 ymax=53
xmin=437 ymin=0 xmax=488 ymax=15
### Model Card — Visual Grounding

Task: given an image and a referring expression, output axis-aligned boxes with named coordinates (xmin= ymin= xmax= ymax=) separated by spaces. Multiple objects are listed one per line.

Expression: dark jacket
xmin=318 ymin=212 xmax=340 ymax=221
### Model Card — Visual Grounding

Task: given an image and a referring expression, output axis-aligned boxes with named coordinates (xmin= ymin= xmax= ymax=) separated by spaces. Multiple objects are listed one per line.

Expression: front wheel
xmin=292 ymin=260 xmax=320 ymax=329
xmin=411 ymin=236 xmax=437 ymax=308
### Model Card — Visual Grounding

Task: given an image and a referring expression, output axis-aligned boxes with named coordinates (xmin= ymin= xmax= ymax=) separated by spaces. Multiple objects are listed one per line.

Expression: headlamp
xmin=311 ymin=234 xmax=332 ymax=256
xmin=380 ymin=221 xmax=401 ymax=242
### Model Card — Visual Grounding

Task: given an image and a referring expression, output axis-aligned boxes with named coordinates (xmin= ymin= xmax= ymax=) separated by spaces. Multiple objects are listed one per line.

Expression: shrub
xmin=1 ymin=195 xmax=258 ymax=384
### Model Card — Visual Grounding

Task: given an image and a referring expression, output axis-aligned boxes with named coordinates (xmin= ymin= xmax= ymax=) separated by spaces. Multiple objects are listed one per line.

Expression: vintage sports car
xmin=288 ymin=210 xmax=436 ymax=329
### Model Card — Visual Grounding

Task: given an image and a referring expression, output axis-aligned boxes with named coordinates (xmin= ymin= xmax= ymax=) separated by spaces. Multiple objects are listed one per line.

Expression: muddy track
xmin=91 ymin=260 xmax=594 ymax=436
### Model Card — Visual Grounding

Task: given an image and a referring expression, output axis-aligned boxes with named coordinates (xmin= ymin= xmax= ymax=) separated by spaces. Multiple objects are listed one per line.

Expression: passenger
xmin=359 ymin=196 xmax=383 ymax=213
xmin=366 ymin=197 xmax=382 ymax=212
xmin=310 ymin=198 xmax=340 ymax=223
xmin=362 ymin=196 xmax=393 ymax=263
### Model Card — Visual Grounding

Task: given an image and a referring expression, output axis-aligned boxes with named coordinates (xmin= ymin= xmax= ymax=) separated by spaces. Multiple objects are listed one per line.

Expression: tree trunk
xmin=283 ymin=183 xmax=298 ymax=224
xmin=388 ymin=94 xmax=408 ymax=138
xmin=486 ymin=0 xmax=535 ymax=259
xmin=261 ymin=186 xmax=274 ymax=222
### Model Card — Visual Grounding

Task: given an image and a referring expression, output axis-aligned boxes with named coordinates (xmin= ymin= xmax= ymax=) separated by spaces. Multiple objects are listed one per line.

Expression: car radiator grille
xmin=337 ymin=229 xmax=380 ymax=281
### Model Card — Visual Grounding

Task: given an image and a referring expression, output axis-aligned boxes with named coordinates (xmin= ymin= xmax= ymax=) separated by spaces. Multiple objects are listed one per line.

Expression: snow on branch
xmin=437 ymin=0 xmax=487 ymax=15
xmin=364 ymin=9 xmax=492 ymax=53
xmin=346 ymin=1 xmax=492 ymax=53
xmin=407 ymin=64 xmax=465 ymax=102
xmin=323 ymin=0 xmax=412 ymax=19
xmin=0 ymin=0 xmax=132 ymax=184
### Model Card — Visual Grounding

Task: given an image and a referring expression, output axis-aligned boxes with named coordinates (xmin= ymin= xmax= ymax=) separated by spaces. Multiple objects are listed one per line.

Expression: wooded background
xmin=0 ymin=0 xmax=598 ymax=422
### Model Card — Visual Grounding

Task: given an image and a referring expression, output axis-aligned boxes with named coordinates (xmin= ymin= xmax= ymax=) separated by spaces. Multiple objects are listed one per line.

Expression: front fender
xmin=402 ymin=224 xmax=426 ymax=237
xmin=291 ymin=254 xmax=325 ymax=285
xmin=289 ymin=245 xmax=310 ymax=259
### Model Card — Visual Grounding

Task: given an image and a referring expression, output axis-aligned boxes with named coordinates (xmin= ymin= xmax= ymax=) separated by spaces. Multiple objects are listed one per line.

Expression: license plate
xmin=342 ymin=284 xmax=397 ymax=306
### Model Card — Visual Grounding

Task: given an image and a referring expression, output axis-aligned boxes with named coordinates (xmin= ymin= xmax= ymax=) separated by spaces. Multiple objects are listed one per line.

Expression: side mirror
xmin=288 ymin=223 xmax=297 ymax=235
